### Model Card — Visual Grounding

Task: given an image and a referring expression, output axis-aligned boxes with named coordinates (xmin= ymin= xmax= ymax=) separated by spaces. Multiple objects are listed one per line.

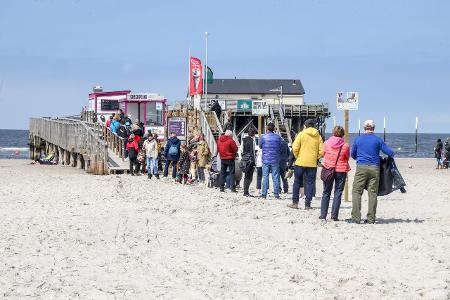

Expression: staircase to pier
xmin=270 ymin=105 xmax=293 ymax=144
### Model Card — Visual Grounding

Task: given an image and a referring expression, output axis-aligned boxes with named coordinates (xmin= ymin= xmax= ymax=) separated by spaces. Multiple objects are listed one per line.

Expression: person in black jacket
xmin=279 ymin=139 xmax=290 ymax=194
xmin=241 ymin=128 xmax=257 ymax=197
xmin=210 ymin=100 xmax=222 ymax=119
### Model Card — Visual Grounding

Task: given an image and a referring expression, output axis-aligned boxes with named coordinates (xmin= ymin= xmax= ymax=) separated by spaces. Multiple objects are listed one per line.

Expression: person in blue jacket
xmin=260 ymin=122 xmax=283 ymax=199
xmin=110 ymin=115 xmax=121 ymax=134
xmin=349 ymin=119 xmax=394 ymax=224
xmin=163 ymin=132 xmax=181 ymax=179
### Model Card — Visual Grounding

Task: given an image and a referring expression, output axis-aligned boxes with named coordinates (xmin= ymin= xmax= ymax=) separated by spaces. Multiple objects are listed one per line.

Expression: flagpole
xmin=188 ymin=48 xmax=191 ymax=107
xmin=205 ymin=31 xmax=208 ymax=111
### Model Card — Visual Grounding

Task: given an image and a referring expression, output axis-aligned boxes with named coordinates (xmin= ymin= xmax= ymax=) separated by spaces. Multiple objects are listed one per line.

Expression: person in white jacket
xmin=143 ymin=135 xmax=159 ymax=179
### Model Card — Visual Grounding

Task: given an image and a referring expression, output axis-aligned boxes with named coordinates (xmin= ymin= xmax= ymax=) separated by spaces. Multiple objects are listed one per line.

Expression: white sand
xmin=0 ymin=159 xmax=449 ymax=299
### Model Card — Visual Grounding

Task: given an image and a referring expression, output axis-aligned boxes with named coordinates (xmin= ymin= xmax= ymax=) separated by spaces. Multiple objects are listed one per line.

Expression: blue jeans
xmin=261 ymin=163 xmax=280 ymax=198
xmin=292 ymin=166 xmax=317 ymax=206
xmin=320 ymin=172 xmax=347 ymax=219
xmin=146 ymin=157 xmax=158 ymax=175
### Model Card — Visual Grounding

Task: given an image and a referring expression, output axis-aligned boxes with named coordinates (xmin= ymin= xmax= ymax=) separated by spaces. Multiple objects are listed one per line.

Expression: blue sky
xmin=0 ymin=0 xmax=449 ymax=132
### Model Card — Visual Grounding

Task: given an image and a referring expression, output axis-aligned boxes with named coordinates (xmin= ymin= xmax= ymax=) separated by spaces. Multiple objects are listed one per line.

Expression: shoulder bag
xmin=320 ymin=146 xmax=343 ymax=182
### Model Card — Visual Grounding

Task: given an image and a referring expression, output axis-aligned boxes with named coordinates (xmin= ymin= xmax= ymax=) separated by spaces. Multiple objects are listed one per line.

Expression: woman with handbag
xmin=319 ymin=126 xmax=351 ymax=221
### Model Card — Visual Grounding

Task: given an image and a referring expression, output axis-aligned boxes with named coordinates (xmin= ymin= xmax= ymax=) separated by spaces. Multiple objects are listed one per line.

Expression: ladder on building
xmin=270 ymin=105 xmax=293 ymax=145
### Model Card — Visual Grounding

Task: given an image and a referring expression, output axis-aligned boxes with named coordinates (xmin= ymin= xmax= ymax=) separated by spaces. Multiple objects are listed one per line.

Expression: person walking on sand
xmin=217 ymin=130 xmax=238 ymax=192
xmin=240 ymin=128 xmax=257 ymax=197
xmin=348 ymin=120 xmax=394 ymax=224
xmin=143 ymin=134 xmax=159 ymax=179
xmin=164 ymin=132 xmax=181 ymax=179
xmin=435 ymin=139 xmax=443 ymax=169
xmin=288 ymin=119 xmax=323 ymax=210
xmin=319 ymin=126 xmax=351 ymax=221
xmin=260 ymin=122 xmax=283 ymax=199
xmin=196 ymin=134 xmax=210 ymax=185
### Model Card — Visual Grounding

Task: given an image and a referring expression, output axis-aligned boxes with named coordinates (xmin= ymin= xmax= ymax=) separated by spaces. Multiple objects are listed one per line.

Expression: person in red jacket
xmin=126 ymin=134 xmax=141 ymax=176
xmin=319 ymin=126 xmax=351 ymax=221
xmin=217 ymin=130 xmax=238 ymax=192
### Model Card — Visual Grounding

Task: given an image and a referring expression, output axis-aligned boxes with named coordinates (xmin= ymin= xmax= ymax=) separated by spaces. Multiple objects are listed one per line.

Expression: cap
xmin=364 ymin=120 xmax=375 ymax=128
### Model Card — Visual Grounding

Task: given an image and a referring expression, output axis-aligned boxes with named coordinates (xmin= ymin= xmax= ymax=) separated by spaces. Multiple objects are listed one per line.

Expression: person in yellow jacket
xmin=287 ymin=119 xmax=323 ymax=210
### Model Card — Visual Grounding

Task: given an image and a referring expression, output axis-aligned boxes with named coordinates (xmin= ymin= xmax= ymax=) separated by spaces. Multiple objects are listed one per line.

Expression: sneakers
xmin=148 ymin=174 xmax=152 ymax=179
xmin=345 ymin=219 xmax=361 ymax=224
xmin=319 ymin=216 xmax=326 ymax=220
xmin=304 ymin=206 xmax=312 ymax=210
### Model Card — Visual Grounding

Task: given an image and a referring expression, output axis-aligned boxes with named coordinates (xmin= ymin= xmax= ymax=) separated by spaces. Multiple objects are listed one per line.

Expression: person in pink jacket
xmin=319 ymin=126 xmax=351 ymax=221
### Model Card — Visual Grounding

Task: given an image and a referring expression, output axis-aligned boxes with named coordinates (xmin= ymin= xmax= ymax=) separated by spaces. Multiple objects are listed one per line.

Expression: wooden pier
xmin=29 ymin=117 xmax=128 ymax=174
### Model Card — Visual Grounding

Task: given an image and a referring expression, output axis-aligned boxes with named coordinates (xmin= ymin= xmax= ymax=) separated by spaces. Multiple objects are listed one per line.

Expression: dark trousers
xmin=219 ymin=159 xmax=236 ymax=191
xmin=129 ymin=157 xmax=140 ymax=174
xmin=292 ymin=166 xmax=317 ymax=206
xmin=320 ymin=172 xmax=347 ymax=219
xmin=279 ymin=167 xmax=289 ymax=193
xmin=256 ymin=167 xmax=263 ymax=189
xmin=243 ymin=165 xmax=255 ymax=195
xmin=198 ymin=167 xmax=206 ymax=182
xmin=164 ymin=160 xmax=177 ymax=178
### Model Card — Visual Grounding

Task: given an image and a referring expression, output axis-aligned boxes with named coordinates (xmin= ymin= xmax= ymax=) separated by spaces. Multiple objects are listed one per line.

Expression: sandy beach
xmin=0 ymin=158 xmax=449 ymax=299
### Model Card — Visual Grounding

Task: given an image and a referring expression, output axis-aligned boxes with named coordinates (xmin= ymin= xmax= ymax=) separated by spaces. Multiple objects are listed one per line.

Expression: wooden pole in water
xmin=383 ymin=116 xmax=386 ymax=142
xmin=358 ymin=119 xmax=361 ymax=136
xmin=344 ymin=110 xmax=349 ymax=202
xmin=415 ymin=116 xmax=419 ymax=152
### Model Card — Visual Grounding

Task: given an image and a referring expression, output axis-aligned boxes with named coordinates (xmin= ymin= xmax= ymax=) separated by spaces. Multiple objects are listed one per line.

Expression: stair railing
xmin=200 ymin=110 xmax=218 ymax=156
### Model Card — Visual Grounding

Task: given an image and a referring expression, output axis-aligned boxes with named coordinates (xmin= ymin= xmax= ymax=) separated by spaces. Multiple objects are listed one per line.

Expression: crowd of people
xmin=102 ymin=111 xmax=395 ymax=224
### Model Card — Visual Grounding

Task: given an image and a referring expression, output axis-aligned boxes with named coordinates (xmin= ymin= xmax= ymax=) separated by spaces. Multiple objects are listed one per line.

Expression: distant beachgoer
xmin=164 ymin=132 xmax=181 ymax=179
xmin=196 ymin=134 xmax=210 ymax=185
xmin=288 ymin=119 xmax=323 ymax=210
xmin=143 ymin=135 xmax=159 ymax=179
xmin=348 ymin=120 xmax=394 ymax=224
xmin=118 ymin=109 xmax=124 ymax=121
xmin=319 ymin=126 xmax=351 ymax=221
xmin=177 ymin=144 xmax=191 ymax=184
xmin=217 ymin=130 xmax=238 ymax=192
xmin=435 ymin=139 xmax=443 ymax=169
xmin=99 ymin=115 xmax=106 ymax=126
xmin=260 ymin=122 xmax=283 ymax=199
xmin=126 ymin=134 xmax=141 ymax=176
xmin=444 ymin=138 xmax=450 ymax=169
xmin=240 ymin=128 xmax=257 ymax=197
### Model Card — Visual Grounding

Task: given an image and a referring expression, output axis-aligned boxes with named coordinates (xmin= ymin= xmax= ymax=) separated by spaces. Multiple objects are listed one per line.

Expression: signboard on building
xmin=155 ymin=102 xmax=163 ymax=111
xmin=128 ymin=93 xmax=156 ymax=101
xmin=168 ymin=117 xmax=187 ymax=140
xmin=337 ymin=92 xmax=359 ymax=110
xmin=252 ymin=100 xmax=269 ymax=116
xmin=237 ymin=100 xmax=253 ymax=111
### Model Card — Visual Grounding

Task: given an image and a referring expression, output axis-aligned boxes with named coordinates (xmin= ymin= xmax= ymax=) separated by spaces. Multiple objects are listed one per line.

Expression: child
xmin=177 ymin=144 xmax=191 ymax=184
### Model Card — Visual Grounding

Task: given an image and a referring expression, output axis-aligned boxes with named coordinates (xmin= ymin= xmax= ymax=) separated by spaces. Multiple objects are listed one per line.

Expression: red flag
xmin=189 ymin=56 xmax=203 ymax=96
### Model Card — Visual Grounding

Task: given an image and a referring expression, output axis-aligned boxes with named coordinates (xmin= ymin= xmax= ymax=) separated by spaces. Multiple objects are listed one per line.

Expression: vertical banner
xmin=189 ymin=57 xmax=203 ymax=96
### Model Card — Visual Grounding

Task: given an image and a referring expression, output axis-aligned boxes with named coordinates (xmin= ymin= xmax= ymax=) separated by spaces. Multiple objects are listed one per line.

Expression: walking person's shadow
xmin=374 ymin=218 xmax=425 ymax=224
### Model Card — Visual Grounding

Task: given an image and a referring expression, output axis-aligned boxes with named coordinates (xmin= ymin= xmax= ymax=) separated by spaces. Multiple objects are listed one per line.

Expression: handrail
xmin=212 ymin=112 xmax=224 ymax=134
xmin=200 ymin=110 xmax=218 ymax=156
xmin=223 ymin=110 xmax=240 ymax=148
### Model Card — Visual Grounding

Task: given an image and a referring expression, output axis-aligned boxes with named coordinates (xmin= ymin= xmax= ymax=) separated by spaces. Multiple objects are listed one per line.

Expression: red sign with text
xmin=189 ymin=56 xmax=203 ymax=96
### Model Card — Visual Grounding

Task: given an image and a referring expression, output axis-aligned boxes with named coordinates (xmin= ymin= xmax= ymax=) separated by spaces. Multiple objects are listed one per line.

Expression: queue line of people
xmin=101 ymin=111 xmax=396 ymax=224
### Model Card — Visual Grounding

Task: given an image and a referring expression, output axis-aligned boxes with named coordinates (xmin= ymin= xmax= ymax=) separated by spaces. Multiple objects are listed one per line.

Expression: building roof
xmin=206 ymin=79 xmax=305 ymax=95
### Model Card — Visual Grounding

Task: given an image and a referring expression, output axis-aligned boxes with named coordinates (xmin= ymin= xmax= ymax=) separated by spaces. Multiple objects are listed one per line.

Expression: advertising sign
xmin=189 ymin=57 xmax=203 ymax=96
xmin=237 ymin=100 xmax=253 ymax=111
xmin=337 ymin=92 xmax=359 ymax=110
xmin=155 ymin=102 xmax=163 ymax=111
xmin=146 ymin=126 xmax=166 ymax=140
xmin=168 ymin=117 xmax=187 ymax=140
xmin=252 ymin=100 xmax=269 ymax=116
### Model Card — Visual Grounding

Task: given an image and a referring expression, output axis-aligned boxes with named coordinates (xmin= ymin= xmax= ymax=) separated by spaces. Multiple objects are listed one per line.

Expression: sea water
xmin=0 ymin=129 xmax=448 ymax=159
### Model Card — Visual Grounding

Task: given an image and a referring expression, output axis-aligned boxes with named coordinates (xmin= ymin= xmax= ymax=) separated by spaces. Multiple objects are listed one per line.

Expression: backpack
xmin=168 ymin=144 xmax=178 ymax=156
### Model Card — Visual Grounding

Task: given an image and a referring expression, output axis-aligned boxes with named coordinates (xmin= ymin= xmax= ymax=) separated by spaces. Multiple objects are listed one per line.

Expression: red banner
xmin=189 ymin=56 xmax=203 ymax=96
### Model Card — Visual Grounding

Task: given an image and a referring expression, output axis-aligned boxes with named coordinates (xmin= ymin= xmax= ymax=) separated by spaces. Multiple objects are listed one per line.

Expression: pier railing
xmin=29 ymin=117 xmax=108 ymax=174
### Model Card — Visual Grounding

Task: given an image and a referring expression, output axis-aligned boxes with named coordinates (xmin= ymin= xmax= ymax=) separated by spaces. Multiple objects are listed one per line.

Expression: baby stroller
xmin=208 ymin=155 xmax=220 ymax=188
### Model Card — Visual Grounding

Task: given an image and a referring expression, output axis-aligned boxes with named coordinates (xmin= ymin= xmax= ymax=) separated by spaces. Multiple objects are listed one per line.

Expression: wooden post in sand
xmin=344 ymin=110 xmax=349 ymax=202
xmin=415 ymin=117 xmax=419 ymax=152
xmin=258 ymin=115 xmax=262 ymax=138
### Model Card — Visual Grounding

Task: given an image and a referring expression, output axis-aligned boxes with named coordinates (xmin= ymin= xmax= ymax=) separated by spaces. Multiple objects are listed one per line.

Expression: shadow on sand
xmin=375 ymin=218 xmax=425 ymax=224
